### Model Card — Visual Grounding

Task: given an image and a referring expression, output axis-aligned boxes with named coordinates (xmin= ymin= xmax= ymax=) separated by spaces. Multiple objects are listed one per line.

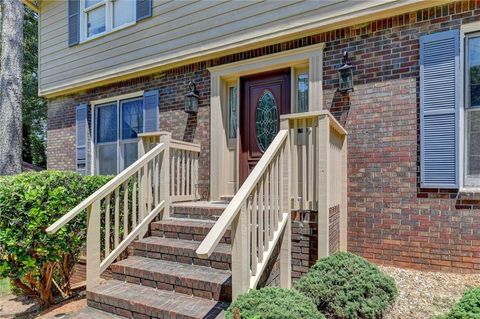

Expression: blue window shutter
xmin=136 ymin=0 xmax=152 ymax=21
xmin=76 ymin=103 xmax=88 ymax=175
xmin=143 ymin=90 xmax=159 ymax=132
xmin=420 ymin=30 xmax=460 ymax=188
xmin=68 ymin=0 xmax=80 ymax=46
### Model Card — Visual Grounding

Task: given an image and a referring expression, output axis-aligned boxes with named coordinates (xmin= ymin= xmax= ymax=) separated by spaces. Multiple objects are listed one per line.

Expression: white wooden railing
xmin=197 ymin=110 xmax=347 ymax=299
xmin=282 ymin=111 xmax=348 ymax=257
xmin=46 ymin=134 xmax=201 ymax=290
xmin=138 ymin=132 xmax=200 ymax=202
xmin=196 ymin=130 xmax=291 ymax=299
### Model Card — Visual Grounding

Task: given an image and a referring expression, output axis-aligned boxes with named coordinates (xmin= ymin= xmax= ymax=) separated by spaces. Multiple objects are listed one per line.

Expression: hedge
xmin=226 ymin=287 xmax=325 ymax=319
xmin=294 ymin=251 xmax=397 ymax=319
xmin=0 ymin=171 xmax=112 ymax=306
xmin=439 ymin=287 xmax=480 ymax=319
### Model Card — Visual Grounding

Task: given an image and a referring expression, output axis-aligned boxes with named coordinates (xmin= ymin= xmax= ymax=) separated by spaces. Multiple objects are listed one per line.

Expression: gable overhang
xmin=39 ymin=0 xmax=451 ymax=99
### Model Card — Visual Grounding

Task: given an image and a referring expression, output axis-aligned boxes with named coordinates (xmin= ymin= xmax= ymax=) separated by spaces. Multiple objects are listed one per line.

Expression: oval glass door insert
xmin=256 ymin=90 xmax=278 ymax=152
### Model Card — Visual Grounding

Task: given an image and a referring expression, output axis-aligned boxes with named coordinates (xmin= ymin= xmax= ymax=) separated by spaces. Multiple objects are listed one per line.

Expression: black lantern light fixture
xmin=184 ymin=81 xmax=199 ymax=114
xmin=338 ymin=51 xmax=354 ymax=92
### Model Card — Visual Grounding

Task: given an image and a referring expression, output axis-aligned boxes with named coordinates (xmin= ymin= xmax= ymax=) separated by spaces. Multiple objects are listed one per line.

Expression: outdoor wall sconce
xmin=338 ymin=51 xmax=354 ymax=92
xmin=184 ymin=81 xmax=199 ymax=114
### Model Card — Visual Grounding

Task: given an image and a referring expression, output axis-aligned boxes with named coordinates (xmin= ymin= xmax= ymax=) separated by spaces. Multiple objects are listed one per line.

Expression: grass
xmin=0 ymin=278 xmax=11 ymax=296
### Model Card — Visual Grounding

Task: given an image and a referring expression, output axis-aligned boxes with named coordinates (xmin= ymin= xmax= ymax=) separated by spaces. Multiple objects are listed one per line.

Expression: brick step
xmin=132 ymin=237 xmax=232 ymax=270
xmin=170 ymin=202 xmax=227 ymax=221
xmin=151 ymin=219 xmax=231 ymax=243
xmin=111 ymin=256 xmax=232 ymax=301
xmin=88 ymin=280 xmax=227 ymax=319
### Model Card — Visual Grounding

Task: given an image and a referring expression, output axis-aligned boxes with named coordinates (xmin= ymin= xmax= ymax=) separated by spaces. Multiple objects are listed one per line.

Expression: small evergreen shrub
xmin=294 ymin=251 xmax=397 ymax=319
xmin=0 ymin=171 xmax=112 ymax=306
xmin=439 ymin=287 xmax=480 ymax=319
xmin=225 ymin=287 xmax=325 ymax=319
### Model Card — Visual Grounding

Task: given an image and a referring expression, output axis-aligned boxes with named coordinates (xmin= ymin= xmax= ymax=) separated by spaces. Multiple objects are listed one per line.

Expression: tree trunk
xmin=0 ymin=0 xmax=24 ymax=175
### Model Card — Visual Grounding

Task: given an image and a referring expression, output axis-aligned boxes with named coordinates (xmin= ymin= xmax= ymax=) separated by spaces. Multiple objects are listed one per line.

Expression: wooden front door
xmin=240 ymin=69 xmax=291 ymax=184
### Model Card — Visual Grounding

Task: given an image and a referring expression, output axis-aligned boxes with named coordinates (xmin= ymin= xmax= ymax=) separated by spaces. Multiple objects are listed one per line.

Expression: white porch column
xmin=210 ymin=72 xmax=226 ymax=201
xmin=309 ymin=53 xmax=323 ymax=111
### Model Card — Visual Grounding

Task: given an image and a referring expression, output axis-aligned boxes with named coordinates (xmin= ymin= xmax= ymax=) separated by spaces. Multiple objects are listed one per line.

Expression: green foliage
xmin=294 ymin=252 xmax=397 ymax=319
xmin=438 ymin=288 xmax=480 ymax=319
xmin=225 ymin=287 xmax=325 ymax=319
xmin=0 ymin=171 xmax=112 ymax=306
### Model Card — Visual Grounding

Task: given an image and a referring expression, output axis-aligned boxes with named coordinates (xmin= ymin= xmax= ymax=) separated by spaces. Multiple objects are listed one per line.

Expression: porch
xmin=46 ymin=110 xmax=347 ymax=318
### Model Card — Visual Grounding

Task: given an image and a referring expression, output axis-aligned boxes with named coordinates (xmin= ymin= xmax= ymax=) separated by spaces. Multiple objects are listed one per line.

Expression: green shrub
xmin=225 ymin=287 xmax=325 ymax=319
xmin=294 ymin=251 xmax=397 ymax=319
xmin=439 ymin=287 xmax=480 ymax=319
xmin=0 ymin=171 xmax=112 ymax=306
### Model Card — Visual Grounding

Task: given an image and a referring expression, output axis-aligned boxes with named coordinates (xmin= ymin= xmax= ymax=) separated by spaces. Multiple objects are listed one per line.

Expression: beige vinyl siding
xmin=38 ymin=0 xmax=444 ymax=97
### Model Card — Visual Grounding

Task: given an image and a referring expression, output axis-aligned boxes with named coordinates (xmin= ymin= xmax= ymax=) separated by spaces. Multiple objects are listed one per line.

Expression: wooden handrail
xmin=196 ymin=130 xmax=288 ymax=258
xmin=46 ymin=142 xmax=166 ymax=234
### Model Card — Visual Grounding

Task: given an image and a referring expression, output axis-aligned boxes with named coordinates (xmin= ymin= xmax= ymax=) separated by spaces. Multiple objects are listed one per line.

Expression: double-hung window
xmin=82 ymin=0 xmax=135 ymax=41
xmin=465 ymin=33 xmax=480 ymax=187
xmin=95 ymin=97 xmax=144 ymax=175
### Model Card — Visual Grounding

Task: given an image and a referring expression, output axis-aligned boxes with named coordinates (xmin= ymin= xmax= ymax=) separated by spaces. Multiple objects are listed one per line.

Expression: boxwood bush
xmin=294 ymin=252 xmax=397 ymax=319
xmin=439 ymin=287 xmax=480 ymax=319
xmin=225 ymin=287 xmax=325 ymax=319
xmin=0 ymin=171 xmax=112 ymax=306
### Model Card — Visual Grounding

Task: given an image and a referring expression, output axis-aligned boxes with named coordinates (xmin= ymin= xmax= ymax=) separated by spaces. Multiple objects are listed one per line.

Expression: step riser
xmin=87 ymin=284 xmax=227 ymax=319
xmin=133 ymin=248 xmax=231 ymax=271
xmin=111 ymin=270 xmax=232 ymax=302
xmin=151 ymin=224 xmax=231 ymax=244
xmin=171 ymin=205 xmax=225 ymax=221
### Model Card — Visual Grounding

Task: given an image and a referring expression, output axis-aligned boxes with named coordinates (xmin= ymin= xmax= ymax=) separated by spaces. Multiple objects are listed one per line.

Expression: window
xmin=465 ymin=34 xmax=480 ymax=187
xmin=81 ymin=0 xmax=135 ymax=41
xmin=94 ymin=96 xmax=144 ymax=175
xmin=297 ymin=72 xmax=309 ymax=113
xmin=228 ymin=86 xmax=238 ymax=139
xmin=294 ymin=66 xmax=309 ymax=113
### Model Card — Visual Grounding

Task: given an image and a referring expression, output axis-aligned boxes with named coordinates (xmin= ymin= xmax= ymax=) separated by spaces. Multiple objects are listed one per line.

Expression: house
xmin=26 ymin=0 xmax=480 ymax=317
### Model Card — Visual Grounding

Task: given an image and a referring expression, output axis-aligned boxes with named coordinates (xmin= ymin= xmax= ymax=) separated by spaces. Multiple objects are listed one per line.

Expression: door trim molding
xmin=210 ymin=43 xmax=325 ymax=201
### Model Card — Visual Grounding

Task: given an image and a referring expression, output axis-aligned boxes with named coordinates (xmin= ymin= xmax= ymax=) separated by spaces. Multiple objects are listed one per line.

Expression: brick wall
xmin=291 ymin=211 xmax=318 ymax=282
xmin=47 ymin=1 xmax=480 ymax=272
xmin=329 ymin=205 xmax=340 ymax=254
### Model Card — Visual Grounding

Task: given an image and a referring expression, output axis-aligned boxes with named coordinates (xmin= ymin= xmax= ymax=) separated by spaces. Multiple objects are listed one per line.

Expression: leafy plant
xmin=0 ymin=171 xmax=112 ymax=306
xmin=294 ymin=251 xmax=397 ymax=319
xmin=438 ymin=287 xmax=480 ymax=319
xmin=225 ymin=287 xmax=325 ymax=319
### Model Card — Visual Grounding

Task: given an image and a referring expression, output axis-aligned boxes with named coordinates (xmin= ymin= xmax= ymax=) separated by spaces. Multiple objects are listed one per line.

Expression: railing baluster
xmin=123 ymin=181 xmax=129 ymax=241
xmin=132 ymin=174 xmax=137 ymax=230
xmin=258 ymin=178 xmax=264 ymax=260
xmin=182 ymin=151 xmax=187 ymax=196
xmin=176 ymin=150 xmax=181 ymax=196
xmin=268 ymin=163 xmax=274 ymax=241
xmin=251 ymin=188 xmax=258 ymax=276
xmin=273 ymin=155 xmax=278 ymax=231
xmin=114 ymin=187 xmax=120 ymax=249
xmin=104 ymin=194 xmax=111 ymax=257
xmin=187 ymin=151 xmax=191 ymax=195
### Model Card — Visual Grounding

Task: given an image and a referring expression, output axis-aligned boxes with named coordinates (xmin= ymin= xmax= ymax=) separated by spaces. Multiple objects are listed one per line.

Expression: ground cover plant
xmin=438 ymin=287 xmax=480 ymax=319
xmin=225 ymin=287 xmax=325 ymax=319
xmin=295 ymin=251 xmax=397 ymax=319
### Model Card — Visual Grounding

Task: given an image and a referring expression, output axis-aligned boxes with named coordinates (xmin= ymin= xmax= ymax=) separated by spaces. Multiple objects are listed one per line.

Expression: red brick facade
xmin=47 ymin=1 xmax=480 ymax=272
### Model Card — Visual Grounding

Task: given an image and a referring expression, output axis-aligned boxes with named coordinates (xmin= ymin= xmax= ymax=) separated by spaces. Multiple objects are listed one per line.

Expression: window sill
xmin=460 ymin=187 xmax=480 ymax=194
xmin=79 ymin=21 xmax=136 ymax=45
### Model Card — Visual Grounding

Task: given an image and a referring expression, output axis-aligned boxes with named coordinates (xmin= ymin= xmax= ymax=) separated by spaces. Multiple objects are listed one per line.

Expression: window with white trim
xmin=94 ymin=97 xmax=144 ymax=175
xmin=465 ymin=33 xmax=480 ymax=187
xmin=81 ymin=0 xmax=135 ymax=41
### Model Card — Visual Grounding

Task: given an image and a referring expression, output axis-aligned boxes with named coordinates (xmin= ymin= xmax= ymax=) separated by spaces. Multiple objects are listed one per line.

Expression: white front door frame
xmin=209 ymin=43 xmax=325 ymax=201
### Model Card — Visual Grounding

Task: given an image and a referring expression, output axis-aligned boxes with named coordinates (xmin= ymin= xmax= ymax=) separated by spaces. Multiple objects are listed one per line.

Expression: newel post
xmin=86 ymin=200 xmax=101 ymax=290
xmin=159 ymin=133 xmax=171 ymax=219
xmin=317 ymin=115 xmax=330 ymax=258
xmin=279 ymin=117 xmax=291 ymax=288
xmin=231 ymin=205 xmax=250 ymax=300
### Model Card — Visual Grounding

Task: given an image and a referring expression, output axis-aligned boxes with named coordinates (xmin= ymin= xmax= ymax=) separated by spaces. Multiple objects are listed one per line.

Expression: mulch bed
xmin=381 ymin=265 xmax=480 ymax=319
